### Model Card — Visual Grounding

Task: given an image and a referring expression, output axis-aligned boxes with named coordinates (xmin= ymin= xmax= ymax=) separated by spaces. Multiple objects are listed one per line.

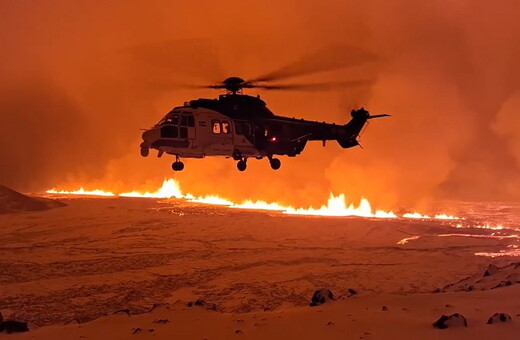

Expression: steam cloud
xmin=1 ymin=0 xmax=519 ymax=208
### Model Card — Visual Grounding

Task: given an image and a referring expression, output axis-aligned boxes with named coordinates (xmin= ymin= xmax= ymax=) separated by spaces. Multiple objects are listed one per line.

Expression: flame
xmin=233 ymin=200 xmax=287 ymax=211
xmin=434 ymin=213 xmax=460 ymax=220
xmin=403 ymin=212 xmax=431 ymax=219
xmin=46 ymin=188 xmax=115 ymax=196
xmin=284 ymin=194 xmax=397 ymax=218
xmin=185 ymin=194 xmax=234 ymax=206
xmin=46 ymin=179 xmax=469 ymax=220
xmin=120 ymin=179 xmax=183 ymax=198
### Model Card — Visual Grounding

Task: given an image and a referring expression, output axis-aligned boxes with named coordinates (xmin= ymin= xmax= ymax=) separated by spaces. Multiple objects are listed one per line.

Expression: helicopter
xmin=139 ymin=75 xmax=389 ymax=172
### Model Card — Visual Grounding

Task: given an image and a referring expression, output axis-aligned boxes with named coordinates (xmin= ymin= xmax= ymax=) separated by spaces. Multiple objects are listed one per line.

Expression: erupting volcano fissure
xmin=46 ymin=179 xmax=462 ymax=220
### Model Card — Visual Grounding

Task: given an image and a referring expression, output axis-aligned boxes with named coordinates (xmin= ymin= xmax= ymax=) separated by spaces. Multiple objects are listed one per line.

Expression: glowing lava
xmin=284 ymin=194 xmax=397 ymax=218
xmin=47 ymin=179 xmax=466 ymax=220
xmin=403 ymin=212 xmax=431 ymax=219
xmin=46 ymin=188 xmax=115 ymax=196
xmin=120 ymin=179 xmax=183 ymax=199
xmin=434 ymin=213 xmax=460 ymax=220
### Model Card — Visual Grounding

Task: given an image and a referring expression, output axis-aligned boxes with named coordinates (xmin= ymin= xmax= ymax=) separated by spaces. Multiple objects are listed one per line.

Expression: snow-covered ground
xmin=1 ymin=196 xmax=519 ymax=339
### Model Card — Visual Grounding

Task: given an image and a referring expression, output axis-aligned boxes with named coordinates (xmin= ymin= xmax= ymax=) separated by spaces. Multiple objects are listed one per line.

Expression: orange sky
xmin=1 ymin=0 xmax=520 ymax=209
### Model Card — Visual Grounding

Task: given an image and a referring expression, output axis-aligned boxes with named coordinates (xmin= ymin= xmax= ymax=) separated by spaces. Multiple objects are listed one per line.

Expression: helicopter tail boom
xmin=337 ymin=108 xmax=389 ymax=149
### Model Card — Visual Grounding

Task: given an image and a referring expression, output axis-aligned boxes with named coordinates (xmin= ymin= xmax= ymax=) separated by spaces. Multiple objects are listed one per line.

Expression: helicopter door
xmin=204 ymin=118 xmax=233 ymax=155
xmin=233 ymin=121 xmax=256 ymax=150
xmin=180 ymin=113 xmax=196 ymax=140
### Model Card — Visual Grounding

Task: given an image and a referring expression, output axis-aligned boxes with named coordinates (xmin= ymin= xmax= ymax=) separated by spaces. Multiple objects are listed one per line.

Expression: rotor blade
xmin=249 ymin=45 xmax=377 ymax=83
xmin=117 ymin=38 xmax=224 ymax=85
xmin=252 ymin=79 xmax=374 ymax=91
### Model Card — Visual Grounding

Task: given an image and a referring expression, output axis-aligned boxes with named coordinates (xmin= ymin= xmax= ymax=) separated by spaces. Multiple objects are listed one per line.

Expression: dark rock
xmin=0 ymin=321 xmax=29 ymax=333
xmin=131 ymin=328 xmax=141 ymax=334
xmin=0 ymin=312 xmax=3 ymax=323
xmin=194 ymin=299 xmax=205 ymax=306
xmin=346 ymin=288 xmax=357 ymax=297
xmin=235 ymin=329 xmax=243 ymax=334
xmin=484 ymin=264 xmax=499 ymax=277
xmin=327 ymin=321 xmax=334 ymax=326
xmin=114 ymin=309 xmax=131 ymax=316
xmin=187 ymin=299 xmax=217 ymax=311
xmin=0 ymin=185 xmax=66 ymax=214
xmin=310 ymin=289 xmax=334 ymax=307
xmin=147 ymin=303 xmax=167 ymax=313
xmin=187 ymin=299 xmax=206 ymax=307
xmin=381 ymin=306 xmax=389 ymax=311
xmin=493 ymin=280 xmax=513 ymax=288
xmin=432 ymin=313 xmax=468 ymax=329
xmin=152 ymin=319 xmax=170 ymax=324
xmin=487 ymin=313 xmax=512 ymax=324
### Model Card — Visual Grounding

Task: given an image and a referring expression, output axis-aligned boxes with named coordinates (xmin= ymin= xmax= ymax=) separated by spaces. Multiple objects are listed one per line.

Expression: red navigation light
xmin=270 ymin=136 xmax=277 ymax=142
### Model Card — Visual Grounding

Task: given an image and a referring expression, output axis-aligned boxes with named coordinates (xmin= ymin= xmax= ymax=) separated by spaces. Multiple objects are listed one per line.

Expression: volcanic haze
xmin=1 ymin=0 xmax=520 ymax=208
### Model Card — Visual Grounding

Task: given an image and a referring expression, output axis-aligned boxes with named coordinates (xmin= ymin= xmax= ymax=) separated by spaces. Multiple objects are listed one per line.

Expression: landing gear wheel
xmin=237 ymin=160 xmax=247 ymax=171
xmin=269 ymin=158 xmax=281 ymax=170
xmin=140 ymin=148 xmax=149 ymax=157
xmin=172 ymin=161 xmax=184 ymax=171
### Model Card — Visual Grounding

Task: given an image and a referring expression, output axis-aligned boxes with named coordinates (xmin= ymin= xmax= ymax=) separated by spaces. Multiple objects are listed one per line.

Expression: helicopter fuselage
xmin=140 ymin=94 xmax=387 ymax=171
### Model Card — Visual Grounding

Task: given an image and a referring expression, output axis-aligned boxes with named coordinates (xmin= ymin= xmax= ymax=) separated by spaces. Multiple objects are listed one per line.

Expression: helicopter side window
xmin=212 ymin=120 xmax=221 ymax=134
xmin=222 ymin=121 xmax=231 ymax=134
xmin=243 ymin=122 xmax=251 ymax=135
xmin=235 ymin=121 xmax=251 ymax=135
xmin=160 ymin=125 xmax=178 ymax=138
xmin=181 ymin=115 xmax=188 ymax=127
xmin=187 ymin=115 xmax=195 ymax=127
xmin=235 ymin=121 xmax=243 ymax=135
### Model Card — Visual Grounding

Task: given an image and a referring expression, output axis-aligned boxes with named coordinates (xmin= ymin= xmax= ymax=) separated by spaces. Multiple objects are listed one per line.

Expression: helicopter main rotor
xmin=120 ymin=41 xmax=378 ymax=94
xmin=205 ymin=76 xmax=373 ymax=95
xmin=208 ymin=77 xmax=254 ymax=94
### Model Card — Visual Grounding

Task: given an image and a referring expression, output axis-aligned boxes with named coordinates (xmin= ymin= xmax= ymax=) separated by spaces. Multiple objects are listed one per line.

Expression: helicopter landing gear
xmin=237 ymin=158 xmax=247 ymax=171
xmin=172 ymin=155 xmax=184 ymax=171
xmin=268 ymin=156 xmax=281 ymax=170
xmin=172 ymin=162 xmax=184 ymax=171
xmin=140 ymin=147 xmax=149 ymax=157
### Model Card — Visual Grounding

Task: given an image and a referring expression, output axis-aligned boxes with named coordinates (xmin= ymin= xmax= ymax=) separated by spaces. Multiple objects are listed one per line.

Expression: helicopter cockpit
xmin=156 ymin=110 xmax=195 ymax=139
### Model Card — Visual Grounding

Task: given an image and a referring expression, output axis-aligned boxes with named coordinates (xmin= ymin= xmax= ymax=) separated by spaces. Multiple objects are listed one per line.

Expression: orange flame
xmin=46 ymin=188 xmax=115 ymax=196
xmin=47 ymin=179 xmax=466 ymax=220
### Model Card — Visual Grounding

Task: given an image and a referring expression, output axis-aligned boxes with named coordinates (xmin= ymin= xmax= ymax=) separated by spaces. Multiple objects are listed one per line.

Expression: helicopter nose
xmin=141 ymin=129 xmax=157 ymax=148
xmin=142 ymin=129 xmax=154 ymax=141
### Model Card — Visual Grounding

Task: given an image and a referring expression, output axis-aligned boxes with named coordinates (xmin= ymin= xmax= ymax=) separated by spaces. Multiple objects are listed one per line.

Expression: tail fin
xmin=337 ymin=108 xmax=389 ymax=149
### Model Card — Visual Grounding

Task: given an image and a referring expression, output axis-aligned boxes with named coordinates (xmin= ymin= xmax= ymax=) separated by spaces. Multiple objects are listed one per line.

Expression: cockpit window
xmin=159 ymin=114 xmax=179 ymax=125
